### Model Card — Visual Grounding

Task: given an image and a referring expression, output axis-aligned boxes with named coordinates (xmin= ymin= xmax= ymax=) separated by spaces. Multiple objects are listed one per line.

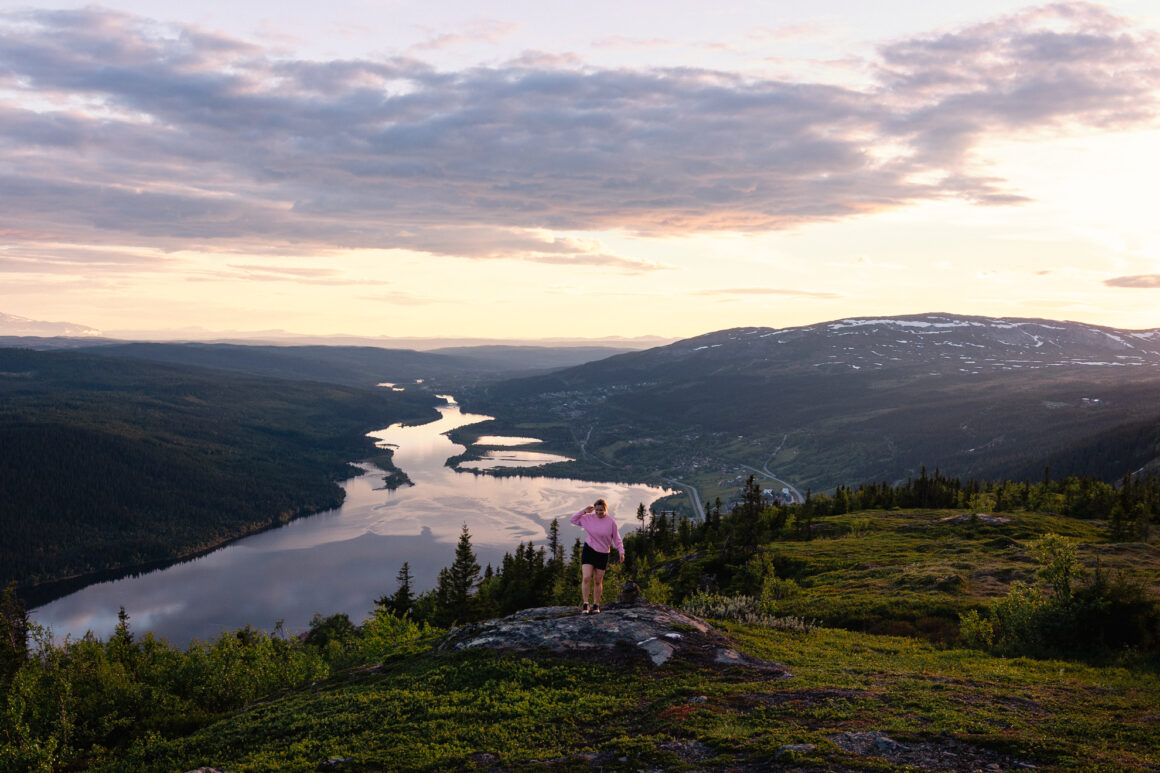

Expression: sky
xmin=2 ymin=0 xmax=1160 ymax=341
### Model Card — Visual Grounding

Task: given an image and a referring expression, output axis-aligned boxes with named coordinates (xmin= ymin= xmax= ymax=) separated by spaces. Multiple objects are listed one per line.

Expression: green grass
xmin=90 ymin=624 xmax=1160 ymax=772
xmin=647 ymin=508 xmax=1159 ymax=643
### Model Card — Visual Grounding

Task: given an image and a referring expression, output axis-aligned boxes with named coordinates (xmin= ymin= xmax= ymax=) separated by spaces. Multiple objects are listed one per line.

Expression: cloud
xmin=1105 ymin=274 xmax=1160 ymax=288
xmin=188 ymin=264 xmax=397 ymax=286
xmin=0 ymin=243 xmax=168 ymax=273
xmin=591 ymin=36 xmax=682 ymax=51
xmin=0 ymin=3 xmax=1157 ymax=267
xmin=696 ymin=287 xmax=843 ymax=299
xmin=746 ymin=22 xmax=843 ymax=44
xmin=408 ymin=20 xmax=520 ymax=53
xmin=357 ymin=291 xmax=443 ymax=306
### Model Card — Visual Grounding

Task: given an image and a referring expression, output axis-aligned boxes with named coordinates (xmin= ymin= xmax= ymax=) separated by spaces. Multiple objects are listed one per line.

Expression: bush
xmin=960 ymin=533 xmax=1160 ymax=659
xmin=642 ymin=576 xmax=673 ymax=605
xmin=0 ymin=620 xmax=335 ymax=770
xmin=958 ymin=609 xmax=994 ymax=649
xmin=360 ymin=609 xmax=438 ymax=660
xmin=681 ymin=592 xmax=814 ymax=633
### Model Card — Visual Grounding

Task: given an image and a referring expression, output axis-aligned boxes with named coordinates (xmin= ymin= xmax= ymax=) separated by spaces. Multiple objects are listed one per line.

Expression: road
xmin=660 ymin=477 xmax=706 ymax=521
xmin=739 ymin=463 xmax=805 ymax=504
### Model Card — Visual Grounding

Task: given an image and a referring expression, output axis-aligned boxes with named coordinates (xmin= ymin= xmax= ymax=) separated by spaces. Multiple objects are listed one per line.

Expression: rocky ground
xmin=436 ymin=599 xmax=792 ymax=675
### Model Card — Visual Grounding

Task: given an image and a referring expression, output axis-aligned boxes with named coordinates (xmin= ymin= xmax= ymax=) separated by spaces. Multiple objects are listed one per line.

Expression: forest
xmin=0 ymin=348 xmax=439 ymax=590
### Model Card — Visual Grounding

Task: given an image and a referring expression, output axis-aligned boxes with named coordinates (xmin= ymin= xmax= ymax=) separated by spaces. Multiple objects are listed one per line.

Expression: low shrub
xmin=680 ymin=592 xmax=814 ymax=633
xmin=960 ymin=534 xmax=1160 ymax=659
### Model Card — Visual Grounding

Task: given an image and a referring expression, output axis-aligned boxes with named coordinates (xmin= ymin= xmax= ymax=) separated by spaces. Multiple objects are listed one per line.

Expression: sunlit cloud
xmin=408 ymin=19 xmax=520 ymax=53
xmin=0 ymin=2 xmax=1157 ymax=272
xmin=696 ymin=287 xmax=843 ymax=299
xmin=591 ymin=36 xmax=680 ymax=51
xmin=0 ymin=244 xmax=169 ymax=272
xmin=746 ymin=21 xmax=844 ymax=43
xmin=1105 ymin=274 xmax=1160 ymax=288
xmin=357 ymin=291 xmax=444 ymax=306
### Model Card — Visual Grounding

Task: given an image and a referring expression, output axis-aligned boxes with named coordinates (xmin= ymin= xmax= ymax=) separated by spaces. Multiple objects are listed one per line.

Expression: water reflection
xmin=473 ymin=436 xmax=542 ymax=446
xmin=31 ymin=396 xmax=671 ymax=646
xmin=457 ymin=450 xmax=575 ymax=470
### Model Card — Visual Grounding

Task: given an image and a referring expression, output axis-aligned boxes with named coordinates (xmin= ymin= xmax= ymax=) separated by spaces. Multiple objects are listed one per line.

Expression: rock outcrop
xmin=436 ymin=601 xmax=791 ymax=675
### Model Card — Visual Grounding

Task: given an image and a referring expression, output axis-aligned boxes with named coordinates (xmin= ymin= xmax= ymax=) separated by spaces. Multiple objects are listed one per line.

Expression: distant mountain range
xmin=467 ymin=313 xmax=1160 ymax=491
xmin=0 ymin=339 xmax=642 ymax=388
xmin=0 ymin=311 xmax=671 ymax=351
xmin=75 ymin=342 xmax=641 ymax=387
xmin=0 ymin=312 xmax=101 ymax=338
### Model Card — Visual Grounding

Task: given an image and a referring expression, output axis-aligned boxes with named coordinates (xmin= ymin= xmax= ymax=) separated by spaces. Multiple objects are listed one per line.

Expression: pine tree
xmin=379 ymin=562 xmax=415 ymax=617
xmin=114 ymin=605 xmax=133 ymax=645
xmin=731 ymin=474 xmax=764 ymax=556
xmin=435 ymin=524 xmax=482 ymax=625
xmin=547 ymin=518 xmax=563 ymax=569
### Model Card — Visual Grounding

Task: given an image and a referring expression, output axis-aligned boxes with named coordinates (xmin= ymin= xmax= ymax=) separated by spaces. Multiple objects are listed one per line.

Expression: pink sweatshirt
xmin=571 ymin=509 xmax=624 ymax=554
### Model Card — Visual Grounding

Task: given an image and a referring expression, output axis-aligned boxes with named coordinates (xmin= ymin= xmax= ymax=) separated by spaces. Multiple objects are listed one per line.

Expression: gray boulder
xmin=437 ymin=602 xmax=791 ymax=675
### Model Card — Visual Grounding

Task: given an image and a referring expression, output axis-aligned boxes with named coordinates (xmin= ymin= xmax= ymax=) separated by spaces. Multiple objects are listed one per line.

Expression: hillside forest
xmin=0 ymin=348 xmax=439 ymax=591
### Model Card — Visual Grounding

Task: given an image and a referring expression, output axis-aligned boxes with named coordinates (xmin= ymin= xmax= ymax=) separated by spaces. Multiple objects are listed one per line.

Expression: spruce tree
xmin=435 ymin=524 xmax=482 ymax=625
xmin=381 ymin=562 xmax=415 ymax=617
xmin=547 ymin=518 xmax=563 ymax=569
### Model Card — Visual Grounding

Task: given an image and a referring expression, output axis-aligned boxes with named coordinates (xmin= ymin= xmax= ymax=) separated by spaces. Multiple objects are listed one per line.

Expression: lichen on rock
xmin=436 ymin=601 xmax=791 ymax=675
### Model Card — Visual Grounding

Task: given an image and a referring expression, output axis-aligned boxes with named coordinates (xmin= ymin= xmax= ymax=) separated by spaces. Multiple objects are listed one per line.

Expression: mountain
xmin=0 ymin=311 xmax=101 ymax=338
xmin=98 ymin=329 xmax=674 ymax=349
xmin=63 ymin=341 xmax=636 ymax=388
xmin=465 ymin=313 xmax=1160 ymax=492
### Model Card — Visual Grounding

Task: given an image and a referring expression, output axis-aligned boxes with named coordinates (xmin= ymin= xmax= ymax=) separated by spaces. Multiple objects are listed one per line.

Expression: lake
xmin=30 ymin=396 xmax=672 ymax=645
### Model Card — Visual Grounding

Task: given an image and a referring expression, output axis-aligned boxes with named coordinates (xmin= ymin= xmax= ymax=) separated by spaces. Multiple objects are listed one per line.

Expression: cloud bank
xmin=1 ymin=3 xmax=1158 ymax=270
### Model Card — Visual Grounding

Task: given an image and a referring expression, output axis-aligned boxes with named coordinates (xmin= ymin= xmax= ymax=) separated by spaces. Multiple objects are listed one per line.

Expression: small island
xmin=370 ymin=447 xmax=414 ymax=490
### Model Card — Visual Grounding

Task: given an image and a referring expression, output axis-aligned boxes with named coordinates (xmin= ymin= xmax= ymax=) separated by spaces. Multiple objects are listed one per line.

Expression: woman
xmin=570 ymin=498 xmax=624 ymax=614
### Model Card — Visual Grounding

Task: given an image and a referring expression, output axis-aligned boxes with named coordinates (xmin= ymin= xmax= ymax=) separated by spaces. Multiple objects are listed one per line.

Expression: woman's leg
xmin=592 ymin=567 xmax=606 ymax=606
xmin=580 ymin=563 xmax=594 ymax=606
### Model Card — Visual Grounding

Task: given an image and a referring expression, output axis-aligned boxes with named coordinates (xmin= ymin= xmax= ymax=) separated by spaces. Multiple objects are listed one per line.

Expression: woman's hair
xmin=594 ymin=498 xmax=608 ymax=510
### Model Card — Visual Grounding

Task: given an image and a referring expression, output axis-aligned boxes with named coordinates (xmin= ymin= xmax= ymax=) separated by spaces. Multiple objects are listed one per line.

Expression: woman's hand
xmin=584 ymin=505 xmax=595 ymax=514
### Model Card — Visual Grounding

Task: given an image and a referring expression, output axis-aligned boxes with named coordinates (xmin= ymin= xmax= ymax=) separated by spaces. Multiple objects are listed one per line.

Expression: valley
xmin=3 ymin=312 xmax=1160 ymax=772
xmin=461 ymin=314 xmax=1160 ymax=509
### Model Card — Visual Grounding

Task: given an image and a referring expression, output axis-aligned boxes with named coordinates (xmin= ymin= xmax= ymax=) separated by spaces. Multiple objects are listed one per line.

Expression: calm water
xmin=31 ymin=396 xmax=671 ymax=645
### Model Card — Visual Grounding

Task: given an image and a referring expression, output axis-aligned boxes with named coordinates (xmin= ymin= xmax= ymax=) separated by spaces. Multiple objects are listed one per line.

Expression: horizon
xmin=2 ymin=1 xmax=1160 ymax=338
xmin=5 ymin=309 xmax=1160 ymax=350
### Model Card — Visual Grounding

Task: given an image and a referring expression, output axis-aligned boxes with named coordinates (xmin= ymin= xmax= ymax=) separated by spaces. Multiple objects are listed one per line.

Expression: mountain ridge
xmin=465 ymin=312 xmax=1160 ymax=494
xmin=558 ymin=312 xmax=1160 ymax=378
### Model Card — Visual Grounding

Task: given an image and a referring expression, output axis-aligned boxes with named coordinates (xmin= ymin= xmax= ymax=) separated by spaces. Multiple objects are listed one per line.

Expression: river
xmin=30 ymin=396 xmax=672 ymax=646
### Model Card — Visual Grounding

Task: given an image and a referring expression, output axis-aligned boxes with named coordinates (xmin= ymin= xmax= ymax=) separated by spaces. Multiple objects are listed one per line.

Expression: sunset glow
xmin=2 ymin=0 xmax=1160 ymax=340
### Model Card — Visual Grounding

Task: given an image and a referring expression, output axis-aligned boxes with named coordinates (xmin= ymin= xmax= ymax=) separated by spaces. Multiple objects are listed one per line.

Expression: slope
xmin=0 ymin=348 xmax=439 ymax=591
xmin=464 ymin=313 xmax=1160 ymax=493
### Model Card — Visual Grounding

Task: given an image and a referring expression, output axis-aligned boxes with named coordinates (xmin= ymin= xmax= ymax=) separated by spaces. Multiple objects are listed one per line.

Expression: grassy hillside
xmin=4 ymin=505 xmax=1158 ymax=772
xmin=85 ymin=626 xmax=1160 ymax=772
xmin=0 ymin=348 xmax=439 ymax=590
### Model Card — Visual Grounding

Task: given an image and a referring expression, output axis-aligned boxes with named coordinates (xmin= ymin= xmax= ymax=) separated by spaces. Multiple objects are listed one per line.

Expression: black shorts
xmin=581 ymin=542 xmax=610 ymax=571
